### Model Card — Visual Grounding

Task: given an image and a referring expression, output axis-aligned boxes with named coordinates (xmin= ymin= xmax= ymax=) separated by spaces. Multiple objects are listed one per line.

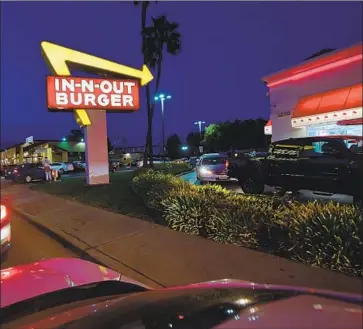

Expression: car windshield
xmin=202 ymin=157 xmax=227 ymax=165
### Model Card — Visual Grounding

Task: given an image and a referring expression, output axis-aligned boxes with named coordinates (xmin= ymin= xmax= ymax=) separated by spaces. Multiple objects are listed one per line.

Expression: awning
xmin=264 ymin=120 xmax=272 ymax=135
xmin=291 ymin=83 xmax=362 ymax=127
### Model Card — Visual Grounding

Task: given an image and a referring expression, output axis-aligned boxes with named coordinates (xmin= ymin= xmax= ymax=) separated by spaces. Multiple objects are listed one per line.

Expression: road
xmin=182 ymin=170 xmax=353 ymax=204
xmin=1 ymin=179 xmax=77 ymax=270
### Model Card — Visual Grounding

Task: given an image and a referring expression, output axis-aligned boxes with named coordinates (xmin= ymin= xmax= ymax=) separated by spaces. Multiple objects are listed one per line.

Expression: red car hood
xmin=1 ymin=258 xmax=133 ymax=308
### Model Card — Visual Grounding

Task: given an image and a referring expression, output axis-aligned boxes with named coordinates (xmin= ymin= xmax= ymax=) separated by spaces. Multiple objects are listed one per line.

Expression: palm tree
xmin=142 ymin=16 xmax=181 ymax=165
xmin=134 ymin=1 xmax=155 ymax=167
xmin=143 ymin=16 xmax=181 ymax=93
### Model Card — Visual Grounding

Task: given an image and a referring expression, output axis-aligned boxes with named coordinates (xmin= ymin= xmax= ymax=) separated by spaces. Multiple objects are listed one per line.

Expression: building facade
xmin=263 ymin=43 xmax=362 ymax=142
xmin=1 ymin=139 xmax=85 ymax=166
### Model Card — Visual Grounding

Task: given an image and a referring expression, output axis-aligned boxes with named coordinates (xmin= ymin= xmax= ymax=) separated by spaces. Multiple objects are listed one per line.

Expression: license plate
xmin=217 ymin=175 xmax=228 ymax=180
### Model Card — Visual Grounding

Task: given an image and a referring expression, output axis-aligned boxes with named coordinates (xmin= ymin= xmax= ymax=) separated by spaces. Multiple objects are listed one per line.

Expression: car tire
xmin=239 ymin=177 xmax=265 ymax=194
xmin=25 ymin=175 xmax=32 ymax=183
xmin=59 ymin=169 xmax=64 ymax=174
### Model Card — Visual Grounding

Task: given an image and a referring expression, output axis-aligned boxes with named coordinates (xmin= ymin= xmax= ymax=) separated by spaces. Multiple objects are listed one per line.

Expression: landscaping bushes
xmin=132 ymin=170 xmax=363 ymax=277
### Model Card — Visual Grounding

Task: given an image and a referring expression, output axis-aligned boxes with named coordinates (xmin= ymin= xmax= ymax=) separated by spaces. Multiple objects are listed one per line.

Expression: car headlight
xmin=200 ymin=167 xmax=212 ymax=175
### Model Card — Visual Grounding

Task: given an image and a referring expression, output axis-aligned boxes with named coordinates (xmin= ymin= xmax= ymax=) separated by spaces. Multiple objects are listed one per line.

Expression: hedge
xmin=132 ymin=170 xmax=363 ymax=277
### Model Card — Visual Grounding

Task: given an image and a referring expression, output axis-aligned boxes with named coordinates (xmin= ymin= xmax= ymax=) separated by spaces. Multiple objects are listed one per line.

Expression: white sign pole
xmin=85 ymin=110 xmax=109 ymax=185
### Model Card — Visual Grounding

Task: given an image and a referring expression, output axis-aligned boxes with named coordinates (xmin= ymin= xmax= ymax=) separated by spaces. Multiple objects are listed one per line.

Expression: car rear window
xmin=202 ymin=157 xmax=227 ymax=165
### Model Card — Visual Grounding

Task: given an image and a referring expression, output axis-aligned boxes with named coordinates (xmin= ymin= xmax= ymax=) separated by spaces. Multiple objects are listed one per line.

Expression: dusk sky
xmin=1 ymin=1 xmax=362 ymax=149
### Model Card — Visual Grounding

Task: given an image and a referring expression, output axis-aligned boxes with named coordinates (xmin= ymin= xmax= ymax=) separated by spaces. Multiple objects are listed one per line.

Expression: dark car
xmin=5 ymin=163 xmax=47 ymax=183
xmin=228 ymin=135 xmax=363 ymax=202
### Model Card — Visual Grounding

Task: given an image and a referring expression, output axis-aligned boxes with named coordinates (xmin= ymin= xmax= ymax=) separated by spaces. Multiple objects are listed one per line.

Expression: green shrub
xmin=286 ymin=202 xmax=363 ymax=276
xmin=161 ymin=184 xmax=274 ymax=248
xmin=132 ymin=170 xmax=363 ymax=277
xmin=132 ymin=170 xmax=192 ymax=214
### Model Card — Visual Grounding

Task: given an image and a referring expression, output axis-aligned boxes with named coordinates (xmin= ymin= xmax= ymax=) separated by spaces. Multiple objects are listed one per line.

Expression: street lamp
xmin=194 ymin=121 xmax=206 ymax=139
xmin=154 ymin=93 xmax=172 ymax=161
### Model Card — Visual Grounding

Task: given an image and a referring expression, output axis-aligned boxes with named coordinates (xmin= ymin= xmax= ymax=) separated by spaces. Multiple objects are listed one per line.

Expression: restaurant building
xmin=263 ymin=42 xmax=362 ymax=142
xmin=0 ymin=138 xmax=85 ymax=166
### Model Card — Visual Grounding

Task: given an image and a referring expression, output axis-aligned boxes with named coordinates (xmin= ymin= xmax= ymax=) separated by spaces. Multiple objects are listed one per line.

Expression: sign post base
xmin=85 ymin=110 xmax=109 ymax=185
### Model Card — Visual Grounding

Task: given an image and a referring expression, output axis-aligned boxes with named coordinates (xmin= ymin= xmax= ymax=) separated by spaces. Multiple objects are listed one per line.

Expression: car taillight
xmin=1 ymin=205 xmax=7 ymax=221
xmin=226 ymin=160 xmax=229 ymax=168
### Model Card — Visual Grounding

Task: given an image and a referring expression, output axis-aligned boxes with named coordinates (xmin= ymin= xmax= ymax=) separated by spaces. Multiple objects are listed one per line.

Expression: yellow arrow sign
xmin=41 ymin=41 xmax=154 ymax=126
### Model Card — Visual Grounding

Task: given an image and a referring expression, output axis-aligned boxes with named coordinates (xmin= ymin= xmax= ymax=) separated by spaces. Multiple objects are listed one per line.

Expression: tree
xmin=134 ymin=2 xmax=181 ymax=167
xmin=134 ymin=1 xmax=154 ymax=167
xmin=186 ymin=132 xmax=202 ymax=156
xmin=142 ymin=15 xmax=181 ymax=165
xmin=107 ymin=138 xmax=113 ymax=152
xmin=67 ymin=129 xmax=84 ymax=142
xmin=204 ymin=118 xmax=269 ymax=152
xmin=166 ymin=134 xmax=181 ymax=159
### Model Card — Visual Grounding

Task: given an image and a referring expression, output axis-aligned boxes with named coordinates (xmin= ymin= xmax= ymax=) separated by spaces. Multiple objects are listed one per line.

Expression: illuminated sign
xmin=47 ymin=76 xmax=139 ymax=111
xmin=25 ymin=136 xmax=34 ymax=144
xmin=41 ymin=41 xmax=153 ymax=126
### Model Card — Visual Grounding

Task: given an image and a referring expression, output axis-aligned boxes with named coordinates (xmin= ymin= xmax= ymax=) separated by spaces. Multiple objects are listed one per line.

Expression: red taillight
xmin=226 ymin=160 xmax=229 ymax=168
xmin=1 ymin=205 xmax=6 ymax=221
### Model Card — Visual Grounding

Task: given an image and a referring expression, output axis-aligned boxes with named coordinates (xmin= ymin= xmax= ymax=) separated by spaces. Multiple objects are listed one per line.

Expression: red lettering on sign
xmin=47 ymin=76 xmax=140 ymax=111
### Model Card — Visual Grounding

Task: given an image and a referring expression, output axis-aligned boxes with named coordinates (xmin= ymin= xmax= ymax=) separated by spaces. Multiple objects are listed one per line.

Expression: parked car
xmin=196 ymin=153 xmax=233 ymax=184
xmin=1 ymin=165 xmax=16 ymax=178
xmin=1 ymin=258 xmax=362 ymax=328
xmin=5 ymin=163 xmax=47 ymax=183
xmin=72 ymin=161 xmax=86 ymax=171
xmin=228 ymin=135 xmax=363 ymax=202
xmin=1 ymin=203 xmax=11 ymax=257
xmin=51 ymin=162 xmax=72 ymax=174
xmin=109 ymin=161 xmax=120 ymax=173
xmin=188 ymin=156 xmax=200 ymax=168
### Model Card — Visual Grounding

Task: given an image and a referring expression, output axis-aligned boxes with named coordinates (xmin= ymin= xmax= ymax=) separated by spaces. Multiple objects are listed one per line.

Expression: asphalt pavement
xmin=182 ymin=170 xmax=353 ymax=204
xmin=1 ymin=211 xmax=77 ymax=269
xmin=1 ymin=179 xmax=77 ymax=270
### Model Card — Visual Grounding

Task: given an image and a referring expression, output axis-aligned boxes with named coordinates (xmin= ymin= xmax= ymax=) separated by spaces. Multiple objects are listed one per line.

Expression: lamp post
xmin=194 ymin=121 xmax=206 ymax=139
xmin=154 ymin=93 xmax=172 ymax=161
xmin=194 ymin=121 xmax=206 ymax=156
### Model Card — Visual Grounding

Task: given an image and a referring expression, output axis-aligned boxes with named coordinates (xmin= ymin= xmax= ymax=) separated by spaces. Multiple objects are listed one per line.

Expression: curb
xmin=11 ymin=204 xmax=166 ymax=289
xmin=176 ymin=170 xmax=194 ymax=177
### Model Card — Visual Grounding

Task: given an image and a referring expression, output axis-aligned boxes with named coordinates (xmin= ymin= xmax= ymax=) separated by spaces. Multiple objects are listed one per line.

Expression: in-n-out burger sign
xmin=47 ymin=76 xmax=139 ymax=111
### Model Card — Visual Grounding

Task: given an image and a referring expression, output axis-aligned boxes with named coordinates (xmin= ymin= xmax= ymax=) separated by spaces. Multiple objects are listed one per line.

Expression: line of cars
xmin=2 ymin=162 xmax=75 ymax=183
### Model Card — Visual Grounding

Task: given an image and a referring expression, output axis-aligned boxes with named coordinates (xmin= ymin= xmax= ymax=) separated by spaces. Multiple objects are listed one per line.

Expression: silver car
xmin=196 ymin=153 xmax=232 ymax=184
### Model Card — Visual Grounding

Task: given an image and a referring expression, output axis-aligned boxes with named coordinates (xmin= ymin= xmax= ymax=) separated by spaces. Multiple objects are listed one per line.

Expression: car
xmin=188 ymin=156 xmax=200 ymax=168
xmin=1 ymin=203 xmax=11 ymax=256
xmin=196 ymin=153 xmax=233 ymax=184
xmin=228 ymin=135 xmax=363 ymax=202
xmin=51 ymin=162 xmax=72 ymax=174
xmin=5 ymin=163 xmax=46 ymax=183
xmin=0 ymin=258 xmax=361 ymax=329
xmin=72 ymin=161 xmax=86 ymax=171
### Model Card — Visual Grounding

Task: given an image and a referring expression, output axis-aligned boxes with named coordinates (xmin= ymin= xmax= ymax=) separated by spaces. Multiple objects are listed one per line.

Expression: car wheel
xmin=59 ymin=169 xmax=64 ymax=174
xmin=240 ymin=177 xmax=265 ymax=194
xmin=25 ymin=175 xmax=32 ymax=183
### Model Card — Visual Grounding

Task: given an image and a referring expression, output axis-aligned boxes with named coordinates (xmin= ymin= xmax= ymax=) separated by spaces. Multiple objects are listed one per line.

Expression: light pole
xmin=154 ymin=93 xmax=172 ymax=161
xmin=194 ymin=121 xmax=206 ymax=139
